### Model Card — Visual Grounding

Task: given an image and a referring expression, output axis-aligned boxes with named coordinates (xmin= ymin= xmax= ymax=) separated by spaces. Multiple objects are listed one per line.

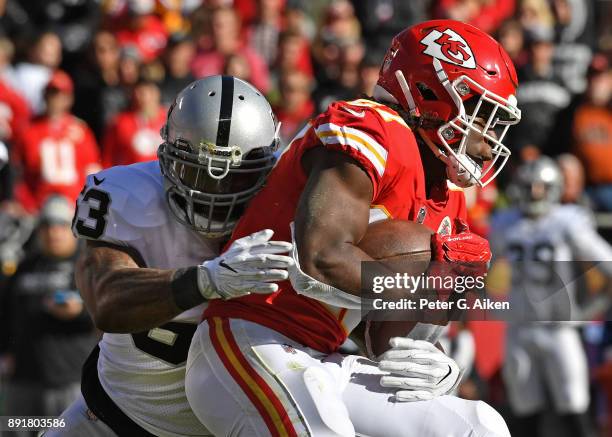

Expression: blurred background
xmin=0 ymin=0 xmax=610 ymax=436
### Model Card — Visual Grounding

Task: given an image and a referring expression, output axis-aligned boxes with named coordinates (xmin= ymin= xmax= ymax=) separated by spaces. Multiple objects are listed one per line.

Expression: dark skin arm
xmin=76 ymin=240 xmax=184 ymax=333
xmin=296 ymin=146 xmax=376 ymax=294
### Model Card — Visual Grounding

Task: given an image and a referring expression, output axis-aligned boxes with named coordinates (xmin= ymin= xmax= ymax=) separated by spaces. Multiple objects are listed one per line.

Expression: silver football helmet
xmin=508 ymin=156 xmax=564 ymax=217
xmin=158 ymin=75 xmax=280 ymax=237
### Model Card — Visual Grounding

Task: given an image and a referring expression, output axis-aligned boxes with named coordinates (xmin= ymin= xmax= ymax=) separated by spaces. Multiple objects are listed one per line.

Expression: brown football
xmin=358 ymin=219 xmax=433 ymax=263
xmin=357 ymin=219 xmax=437 ymax=357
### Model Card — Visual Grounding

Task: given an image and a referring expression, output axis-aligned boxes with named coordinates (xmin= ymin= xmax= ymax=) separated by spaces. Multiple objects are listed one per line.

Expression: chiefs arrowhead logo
xmin=420 ymin=29 xmax=476 ymax=69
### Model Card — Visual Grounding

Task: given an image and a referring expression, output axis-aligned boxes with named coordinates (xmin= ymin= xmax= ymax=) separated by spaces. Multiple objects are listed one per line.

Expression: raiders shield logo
xmin=437 ymin=216 xmax=452 ymax=236
xmin=420 ymin=29 xmax=476 ymax=69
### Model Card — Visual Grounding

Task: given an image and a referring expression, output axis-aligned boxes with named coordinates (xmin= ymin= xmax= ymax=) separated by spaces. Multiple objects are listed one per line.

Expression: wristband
xmin=171 ymin=267 xmax=205 ymax=310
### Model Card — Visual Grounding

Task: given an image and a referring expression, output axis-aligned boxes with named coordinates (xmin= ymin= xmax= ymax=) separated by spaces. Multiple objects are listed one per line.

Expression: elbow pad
xmin=288 ymin=222 xmax=363 ymax=309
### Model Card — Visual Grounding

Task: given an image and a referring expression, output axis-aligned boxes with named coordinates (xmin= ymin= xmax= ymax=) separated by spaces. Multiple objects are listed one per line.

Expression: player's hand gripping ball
xmin=430 ymin=218 xmax=491 ymax=282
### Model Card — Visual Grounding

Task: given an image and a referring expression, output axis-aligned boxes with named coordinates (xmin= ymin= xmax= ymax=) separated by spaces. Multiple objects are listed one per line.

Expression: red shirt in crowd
xmin=14 ymin=114 xmax=100 ymax=211
xmin=116 ymin=15 xmax=168 ymax=63
xmin=191 ymin=47 xmax=271 ymax=94
xmin=102 ymin=107 xmax=166 ymax=168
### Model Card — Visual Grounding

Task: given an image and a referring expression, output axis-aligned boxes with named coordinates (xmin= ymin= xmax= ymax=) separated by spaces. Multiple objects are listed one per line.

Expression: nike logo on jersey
xmin=93 ymin=176 xmax=105 ymax=185
xmin=342 ymin=106 xmax=366 ymax=118
xmin=219 ymin=260 xmax=237 ymax=273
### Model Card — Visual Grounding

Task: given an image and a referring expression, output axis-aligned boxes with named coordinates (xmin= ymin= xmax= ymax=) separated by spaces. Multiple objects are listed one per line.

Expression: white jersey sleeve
xmin=72 ymin=163 xmax=168 ymax=246
xmin=562 ymin=205 xmax=612 ymax=275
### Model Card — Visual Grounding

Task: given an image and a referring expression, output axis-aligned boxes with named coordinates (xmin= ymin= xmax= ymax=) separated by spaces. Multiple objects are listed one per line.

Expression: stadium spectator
xmin=159 ymin=33 xmax=196 ymax=106
xmin=275 ymin=29 xmax=313 ymax=79
xmin=557 ymin=153 xmax=588 ymax=206
xmin=13 ymin=32 xmax=62 ymax=115
xmin=284 ymin=1 xmax=315 ymax=41
xmin=0 ymin=36 xmax=18 ymax=90
xmin=102 ymin=79 xmax=165 ymax=167
xmin=73 ymin=31 xmax=128 ymax=141
xmin=223 ymin=52 xmax=252 ymax=83
xmin=551 ymin=0 xmax=595 ymax=94
xmin=245 ymin=0 xmax=285 ymax=67
xmin=191 ymin=5 xmax=270 ymax=93
xmin=118 ymin=44 xmax=143 ymax=87
xmin=508 ymin=27 xmax=570 ymax=156
xmin=12 ymin=70 xmax=100 ymax=213
xmin=353 ymin=0 xmax=429 ymax=59
xmin=358 ymin=54 xmax=381 ymax=96
xmin=16 ymin=0 xmax=101 ymax=72
xmin=112 ymin=0 xmax=168 ymax=63
xmin=273 ymin=69 xmax=313 ymax=146
xmin=434 ymin=0 xmax=515 ymax=35
xmin=1 ymin=195 xmax=97 ymax=424
xmin=319 ymin=0 xmax=360 ymax=44
xmin=0 ymin=79 xmax=30 ymax=145
xmin=314 ymin=38 xmax=365 ymax=113
xmin=567 ymin=55 xmax=612 ymax=211
xmin=518 ymin=0 xmax=555 ymax=37
xmin=497 ymin=19 xmax=528 ymax=71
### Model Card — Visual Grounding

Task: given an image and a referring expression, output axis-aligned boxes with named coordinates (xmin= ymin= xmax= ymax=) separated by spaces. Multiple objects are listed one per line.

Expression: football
xmin=358 ymin=219 xmax=433 ymax=263
xmin=357 ymin=219 xmax=436 ymax=357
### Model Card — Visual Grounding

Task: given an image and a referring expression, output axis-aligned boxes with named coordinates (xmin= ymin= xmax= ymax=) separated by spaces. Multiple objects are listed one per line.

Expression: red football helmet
xmin=376 ymin=20 xmax=521 ymax=187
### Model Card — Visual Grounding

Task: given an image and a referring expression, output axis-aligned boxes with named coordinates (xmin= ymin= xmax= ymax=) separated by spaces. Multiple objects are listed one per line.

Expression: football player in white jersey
xmin=494 ymin=156 xmax=612 ymax=437
xmin=47 ymin=76 xmax=295 ymax=436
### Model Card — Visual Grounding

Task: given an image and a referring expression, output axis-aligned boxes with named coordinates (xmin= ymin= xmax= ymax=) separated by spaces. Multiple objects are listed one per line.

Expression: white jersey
xmin=73 ymin=161 xmax=215 ymax=436
xmin=492 ymin=204 xmax=612 ymax=324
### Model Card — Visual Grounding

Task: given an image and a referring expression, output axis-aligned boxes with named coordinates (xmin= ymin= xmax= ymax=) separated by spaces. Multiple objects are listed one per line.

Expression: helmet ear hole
xmin=416 ymin=82 xmax=437 ymax=101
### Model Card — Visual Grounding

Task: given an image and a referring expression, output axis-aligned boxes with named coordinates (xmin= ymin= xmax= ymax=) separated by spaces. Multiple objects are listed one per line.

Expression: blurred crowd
xmin=0 ymin=0 xmax=610 ymax=436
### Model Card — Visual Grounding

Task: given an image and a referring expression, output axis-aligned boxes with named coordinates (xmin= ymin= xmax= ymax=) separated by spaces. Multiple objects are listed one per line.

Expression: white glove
xmin=198 ymin=229 xmax=294 ymax=300
xmin=378 ymin=337 xmax=462 ymax=402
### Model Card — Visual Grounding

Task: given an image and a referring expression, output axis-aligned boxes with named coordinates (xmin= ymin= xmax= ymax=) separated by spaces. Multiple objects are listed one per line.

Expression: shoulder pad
xmin=72 ymin=161 xmax=168 ymax=244
xmin=312 ymin=100 xmax=390 ymax=182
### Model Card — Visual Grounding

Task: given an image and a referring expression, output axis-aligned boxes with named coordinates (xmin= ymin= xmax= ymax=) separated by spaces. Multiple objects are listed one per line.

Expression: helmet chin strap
xmin=416 ymin=127 xmax=480 ymax=188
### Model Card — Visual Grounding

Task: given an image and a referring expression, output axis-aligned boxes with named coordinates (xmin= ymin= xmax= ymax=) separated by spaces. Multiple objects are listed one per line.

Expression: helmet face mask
xmin=376 ymin=20 xmax=521 ymax=187
xmin=158 ymin=76 xmax=279 ymax=237
xmin=436 ymin=74 xmax=519 ymax=187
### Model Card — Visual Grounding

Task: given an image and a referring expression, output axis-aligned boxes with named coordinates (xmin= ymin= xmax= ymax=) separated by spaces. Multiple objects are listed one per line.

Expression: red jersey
xmin=102 ymin=108 xmax=166 ymax=168
xmin=204 ymin=99 xmax=467 ymax=353
xmin=116 ymin=15 xmax=168 ymax=63
xmin=14 ymin=114 xmax=100 ymax=211
xmin=0 ymin=79 xmax=30 ymax=144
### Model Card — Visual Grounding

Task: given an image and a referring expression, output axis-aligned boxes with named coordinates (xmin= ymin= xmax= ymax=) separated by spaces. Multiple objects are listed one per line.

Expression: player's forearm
xmin=300 ymin=242 xmax=373 ymax=296
xmin=89 ymin=267 xmax=183 ymax=333
xmin=76 ymin=242 xmax=190 ymax=333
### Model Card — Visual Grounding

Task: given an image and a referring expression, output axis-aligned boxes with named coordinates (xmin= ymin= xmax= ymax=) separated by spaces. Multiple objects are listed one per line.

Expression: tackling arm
xmin=77 ymin=229 xmax=293 ymax=333
xmin=76 ymin=240 xmax=182 ymax=333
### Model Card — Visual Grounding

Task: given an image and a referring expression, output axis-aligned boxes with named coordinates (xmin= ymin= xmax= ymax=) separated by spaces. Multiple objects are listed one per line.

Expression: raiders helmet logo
xmin=420 ymin=29 xmax=476 ymax=69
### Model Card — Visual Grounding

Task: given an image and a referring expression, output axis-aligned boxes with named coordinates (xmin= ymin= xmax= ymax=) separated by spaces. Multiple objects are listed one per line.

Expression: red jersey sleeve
xmin=309 ymin=101 xmax=390 ymax=199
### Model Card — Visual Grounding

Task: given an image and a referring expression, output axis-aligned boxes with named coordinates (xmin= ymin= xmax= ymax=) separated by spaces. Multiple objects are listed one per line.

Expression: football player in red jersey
xmin=13 ymin=70 xmax=101 ymax=212
xmin=186 ymin=20 xmax=521 ymax=436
